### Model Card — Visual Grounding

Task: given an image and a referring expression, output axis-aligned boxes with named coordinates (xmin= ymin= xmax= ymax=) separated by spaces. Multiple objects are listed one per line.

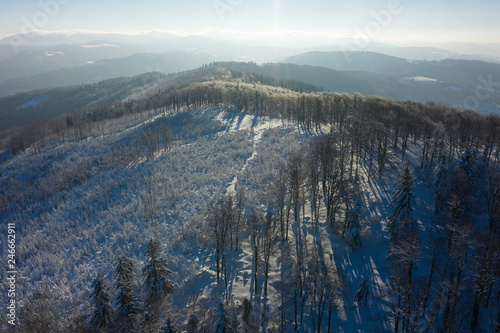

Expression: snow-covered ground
xmin=0 ymin=107 xmax=447 ymax=331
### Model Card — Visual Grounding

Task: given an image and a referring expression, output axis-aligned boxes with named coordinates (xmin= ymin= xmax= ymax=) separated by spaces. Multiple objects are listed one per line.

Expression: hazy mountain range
xmin=1 ymin=31 xmax=500 ymax=120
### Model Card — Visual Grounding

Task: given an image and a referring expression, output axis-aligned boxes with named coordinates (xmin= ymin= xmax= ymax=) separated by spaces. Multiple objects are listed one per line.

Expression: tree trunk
xmin=423 ymin=250 xmax=437 ymax=314
xmin=395 ymin=295 xmax=402 ymax=333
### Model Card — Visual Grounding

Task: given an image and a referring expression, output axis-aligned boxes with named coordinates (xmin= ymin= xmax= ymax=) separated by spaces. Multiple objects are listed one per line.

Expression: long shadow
xmin=332 ymin=246 xmax=394 ymax=332
xmin=251 ymin=114 xmax=260 ymax=129
xmin=328 ymin=170 xmax=395 ymax=331
xmin=235 ymin=113 xmax=245 ymax=130
xmin=313 ymin=222 xmax=328 ymax=273
xmin=225 ymin=249 xmax=251 ymax=301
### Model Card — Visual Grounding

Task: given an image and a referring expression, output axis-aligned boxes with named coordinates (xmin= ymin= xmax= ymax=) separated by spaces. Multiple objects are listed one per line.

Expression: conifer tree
xmin=142 ymin=239 xmax=174 ymax=331
xmin=433 ymin=159 xmax=448 ymax=215
xmin=388 ymin=162 xmax=416 ymax=240
xmin=114 ymin=255 xmax=139 ymax=332
xmin=89 ymin=273 xmax=114 ymax=333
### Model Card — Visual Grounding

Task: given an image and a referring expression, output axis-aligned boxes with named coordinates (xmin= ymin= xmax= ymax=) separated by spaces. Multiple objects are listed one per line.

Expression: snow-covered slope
xmin=1 ymin=105 xmax=497 ymax=332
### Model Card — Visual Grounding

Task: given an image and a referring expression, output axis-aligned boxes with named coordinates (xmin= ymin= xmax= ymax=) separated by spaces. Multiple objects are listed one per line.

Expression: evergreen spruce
xmin=114 ymin=255 xmax=139 ymax=332
xmin=142 ymin=239 xmax=175 ymax=331
xmin=388 ymin=162 xmax=416 ymax=240
xmin=433 ymin=159 xmax=449 ymax=215
xmin=89 ymin=273 xmax=114 ymax=333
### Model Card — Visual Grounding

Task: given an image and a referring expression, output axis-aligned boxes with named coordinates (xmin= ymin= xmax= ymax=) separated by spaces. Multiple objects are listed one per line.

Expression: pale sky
xmin=1 ymin=0 xmax=499 ymax=45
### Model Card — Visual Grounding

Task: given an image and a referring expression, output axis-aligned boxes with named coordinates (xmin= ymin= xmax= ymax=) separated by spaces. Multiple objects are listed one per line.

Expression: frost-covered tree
xmin=270 ymin=162 xmax=289 ymax=241
xmin=262 ymin=209 xmax=278 ymax=297
xmin=89 ymin=273 xmax=114 ymax=333
xmin=440 ymin=223 xmax=475 ymax=333
xmin=288 ymin=152 xmax=304 ymax=244
xmin=233 ymin=188 xmax=246 ymax=251
xmin=307 ymin=141 xmax=322 ymax=230
xmin=388 ymin=162 xmax=416 ymax=240
xmin=388 ymin=237 xmax=421 ymax=333
xmin=114 ymin=255 xmax=139 ymax=332
xmin=249 ymin=210 xmax=262 ymax=296
xmin=19 ymin=289 xmax=60 ymax=333
xmin=142 ymin=239 xmax=174 ymax=331
xmin=207 ymin=195 xmax=233 ymax=282
xmin=347 ymin=197 xmax=363 ymax=249
xmin=308 ymin=255 xmax=336 ymax=333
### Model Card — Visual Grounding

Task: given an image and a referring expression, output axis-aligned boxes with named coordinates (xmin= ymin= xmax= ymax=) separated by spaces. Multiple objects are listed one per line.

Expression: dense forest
xmin=1 ymin=65 xmax=500 ymax=332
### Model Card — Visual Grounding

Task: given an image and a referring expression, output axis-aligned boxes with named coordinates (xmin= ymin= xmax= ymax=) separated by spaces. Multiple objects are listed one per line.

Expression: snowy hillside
xmin=1 ymin=76 xmax=499 ymax=333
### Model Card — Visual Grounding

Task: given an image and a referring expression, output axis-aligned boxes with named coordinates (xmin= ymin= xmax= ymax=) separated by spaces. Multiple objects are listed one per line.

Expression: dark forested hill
xmin=282 ymin=51 xmax=500 ymax=114
xmin=0 ymin=72 xmax=167 ymax=130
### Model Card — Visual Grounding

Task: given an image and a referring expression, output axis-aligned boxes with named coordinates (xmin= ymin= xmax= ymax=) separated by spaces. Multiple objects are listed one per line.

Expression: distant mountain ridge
xmin=282 ymin=51 xmax=500 ymax=78
xmin=2 ymin=56 xmax=500 ymax=131
xmin=282 ymin=51 xmax=500 ymax=114
xmin=0 ymin=51 xmax=217 ymax=97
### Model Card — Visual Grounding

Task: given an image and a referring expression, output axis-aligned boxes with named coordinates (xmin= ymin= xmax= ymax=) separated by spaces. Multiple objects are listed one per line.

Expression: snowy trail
xmin=226 ymin=130 xmax=260 ymax=194
xmin=224 ymin=113 xmax=285 ymax=195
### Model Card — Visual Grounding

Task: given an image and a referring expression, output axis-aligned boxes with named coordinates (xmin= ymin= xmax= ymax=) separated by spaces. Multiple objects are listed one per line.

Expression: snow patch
xmin=400 ymin=76 xmax=439 ymax=85
xmin=45 ymin=51 xmax=64 ymax=56
xmin=20 ymin=96 xmax=48 ymax=109
xmin=81 ymin=44 xmax=119 ymax=48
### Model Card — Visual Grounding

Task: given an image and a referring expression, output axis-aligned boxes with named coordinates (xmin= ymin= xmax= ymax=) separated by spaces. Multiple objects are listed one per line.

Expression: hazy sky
xmin=1 ymin=0 xmax=499 ymax=45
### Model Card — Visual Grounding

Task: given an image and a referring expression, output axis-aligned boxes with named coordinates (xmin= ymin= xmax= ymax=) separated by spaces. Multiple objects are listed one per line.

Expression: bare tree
xmin=441 ymin=223 xmax=475 ymax=333
xmin=262 ymin=210 xmax=278 ymax=297
xmin=307 ymin=141 xmax=322 ymax=231
xmin=389 ymin=236 xmax=421 ymax=333
xmin=143 ymin=175 xmax=159 ymax=237
xmin=246 ymin=209 xmax=261 ymax=297
xmin=207 ymin=195 xmax=233 ymax=287
xmin=470 ymin=234 xmax=498 ymax=331
xmin=484 ymin=169 xmax=500 ymax=235
xmin=233 ymin=188 xmax=245 ymax=251
xmin=270 ymin=162 xmax=289 ymax=241
xmin=308 ymin=254 xmax=341 ymax=333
